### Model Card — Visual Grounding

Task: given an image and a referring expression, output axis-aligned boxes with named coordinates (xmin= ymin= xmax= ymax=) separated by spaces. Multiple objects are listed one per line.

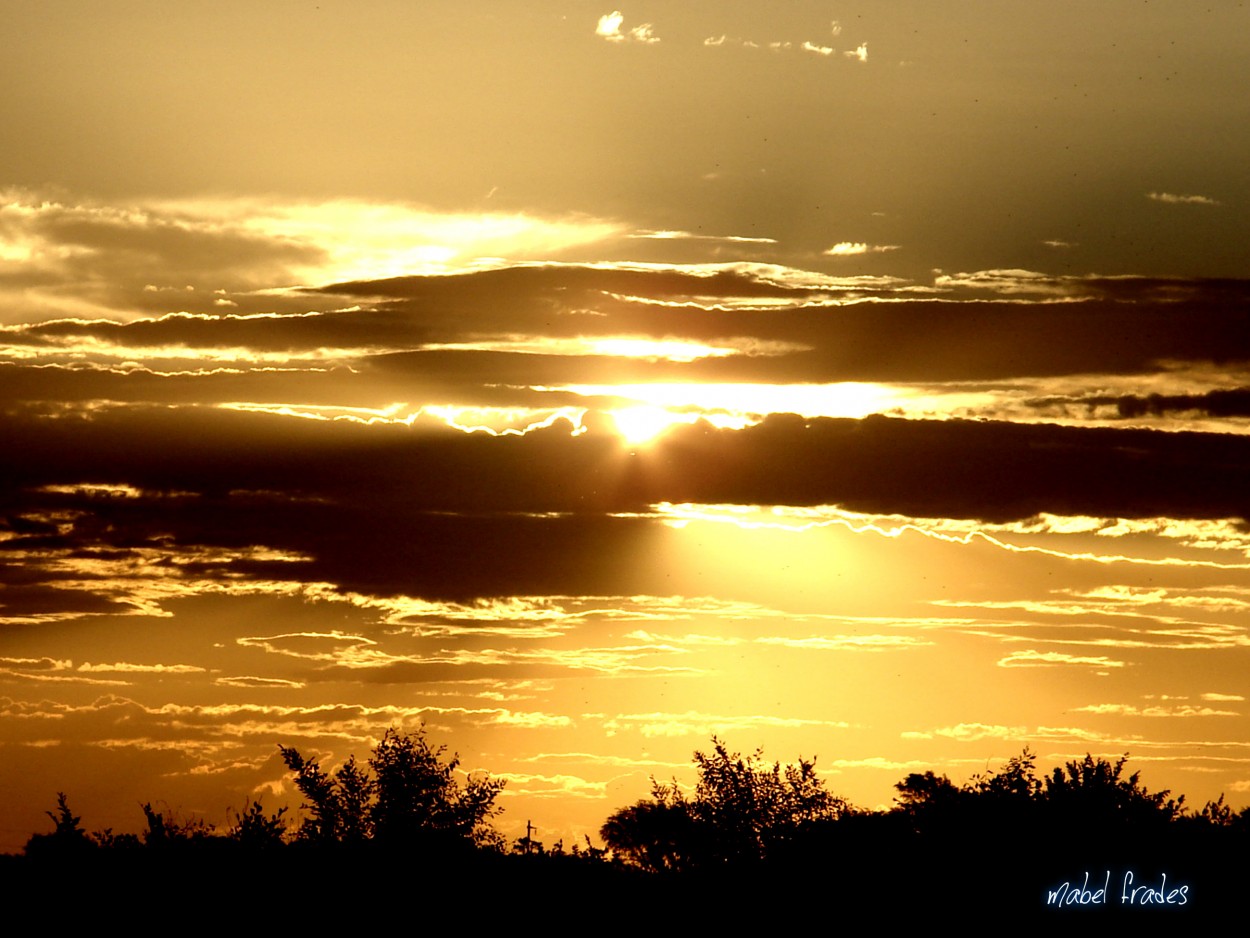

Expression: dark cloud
xmin=6 ymin=266 xmax=1249 ymax=388
xmin=3 ymin=402 xmax=1249 ymax=610
xmin=1028 ymin=387 xmax=1250 ymax=421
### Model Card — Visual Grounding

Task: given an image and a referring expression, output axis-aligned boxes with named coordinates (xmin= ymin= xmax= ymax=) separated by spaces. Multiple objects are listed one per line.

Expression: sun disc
xmin=610 ymin=405 xmax=684 ymax=445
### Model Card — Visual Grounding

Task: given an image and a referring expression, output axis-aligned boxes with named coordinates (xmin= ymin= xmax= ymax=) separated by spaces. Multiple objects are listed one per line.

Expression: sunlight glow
xmin=421 ymin=335 xmax=740 ymax=362
xmin=557 ymin=382 xmax=911 ymax=421
xmin=610 ymin=406 xmax=694 ymax=445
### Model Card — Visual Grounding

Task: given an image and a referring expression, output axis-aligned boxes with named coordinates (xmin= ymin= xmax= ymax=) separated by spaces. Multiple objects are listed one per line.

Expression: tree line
xmin=22 ymin=730 xmax=1250 ymax=861
xmin=17 ymin=729 xmax=1250 ymax=919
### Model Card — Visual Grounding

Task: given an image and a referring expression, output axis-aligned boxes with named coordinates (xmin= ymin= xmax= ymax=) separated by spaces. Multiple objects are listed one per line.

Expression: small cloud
xmin=825 ymin=241 xmax=899 ymax=256
xmin=628 ymin=228 xmax=777 ymax=244
xmin=215 ymin=675 xmax=305 ymax=688
xmin=1074 ymin=702 xmax=1237 ymax=717
xmin=756 ymin=634 xmax=930 ymax=650
xmin=801 ymin=41 xmax=835 ymax=56
xmin=1042 ymin=239 xmax=1077 ymax=249
xmin=1147 ymin=191 xmax=1220 ymax=206
xmin=596 ymin=11 xmax=624 ymax=40
xmin=998 ymin=650 xmax=1127 ymax=669
xmin=596 ymin=10 xmax=659 ymax=44
xmin=703 ymin=34 xmax=727 ymax=46
xmin=932 ymin=723 xmax=1025 ymax=741
xmin=492 ymin=710 xmax=574 ymax=729
xmin=629 ymin=22 xmax=659 ymax=43
xmin=845 ymin=42 xmax=868 ymax=62
xmin=831 ymin=21 xmax=843 ymax=36
xmin=1202 ymin=692 xmax=1246 ymax=702
xmin=77 ymin=661 xmax=205 ymax=674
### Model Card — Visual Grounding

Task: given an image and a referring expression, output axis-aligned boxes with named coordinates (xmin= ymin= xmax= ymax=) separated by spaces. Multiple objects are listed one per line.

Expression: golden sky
xmin=1 ymin=1 xmax=1249 ymax=851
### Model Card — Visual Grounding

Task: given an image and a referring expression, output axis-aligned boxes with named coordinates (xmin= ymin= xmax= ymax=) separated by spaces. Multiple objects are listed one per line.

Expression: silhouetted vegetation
xmin=13 ymin=733 xmax=1250 ymax=923
xmin=601 ymin=736 xmax=849 ymax=871
xmin=279 ymin=726 xmax=506 ymax=850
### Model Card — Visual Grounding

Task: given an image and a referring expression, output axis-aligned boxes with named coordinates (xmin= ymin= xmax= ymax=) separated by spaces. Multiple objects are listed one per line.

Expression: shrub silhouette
xmin=23 ymin=793 xmax=95 ymax=858
xmin=279 ymin=726 xmax=505 ymax=849
xmin=227 ymin=800 xmax=289 ymax=849
xmin=600 ymin=736 xmax=849 ymax=870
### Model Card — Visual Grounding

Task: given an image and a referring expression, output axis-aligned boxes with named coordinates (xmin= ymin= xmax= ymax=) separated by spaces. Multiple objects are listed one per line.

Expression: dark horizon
xmin=2 ymin=4 xmax=1248 ymax=885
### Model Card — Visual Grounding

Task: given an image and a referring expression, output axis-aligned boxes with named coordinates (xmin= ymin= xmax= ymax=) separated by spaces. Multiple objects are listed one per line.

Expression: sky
xmin=1 ymin=1 xmax=1249 ymax=852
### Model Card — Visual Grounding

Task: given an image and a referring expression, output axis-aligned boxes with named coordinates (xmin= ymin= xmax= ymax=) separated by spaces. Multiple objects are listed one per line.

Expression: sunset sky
xmin=2 ymin=1 xmax=1249 ymax=852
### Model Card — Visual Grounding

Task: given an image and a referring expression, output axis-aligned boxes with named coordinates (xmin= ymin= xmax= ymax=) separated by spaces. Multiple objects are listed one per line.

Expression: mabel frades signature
xmin=1046 ymin=871 xmax=1190 ymax=907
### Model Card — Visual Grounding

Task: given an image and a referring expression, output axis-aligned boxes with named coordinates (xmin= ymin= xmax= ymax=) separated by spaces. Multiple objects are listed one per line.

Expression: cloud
xmin=1042 ymin=239 xmax=1077 ymax=249
xmin=595 ymin=11 xmax=624 ymax=40
xmin=495 ymin=772 xmax=607 ymax=798
xmin=76 ymin=662 xmax=206 ymax=674
xmin=627 ymin=229 xmax=777 ymax=244
xmin=491 ymin=711 xmax=574 ymax=729
xmin=825 ymin=242 xmax=899 ymax=256
xmin=756 ymin=635 xmax=931 ymax=651
xmin=998 ymin=650 xmax=1127 ymax=669
xmin=700 ymin=29 xmax=862 ymax=62
xmin=1031 ymin=387 xmax=1250 ymax=423
xmin=1147 ymin=192 xmax=1221 ymax=206
xmin=1073 ymin=703 xmax=1238 ymax=718
xmin=0 ymin=189 xmax=621 ymax=320
xmin=602 ymin=710 xmax=850 ymax=738
xmin=595 ymin=11 xmax=658 ymax=44
xmin=930 ymin=723 xmax=1024 ymax=741
xmin=1202 ymin=693 xmax=1246 ymax=702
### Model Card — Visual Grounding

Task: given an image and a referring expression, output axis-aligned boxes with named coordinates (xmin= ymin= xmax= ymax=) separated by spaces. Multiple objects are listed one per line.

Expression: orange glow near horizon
xmin=609 ymin=405 xmax=694 ymax=444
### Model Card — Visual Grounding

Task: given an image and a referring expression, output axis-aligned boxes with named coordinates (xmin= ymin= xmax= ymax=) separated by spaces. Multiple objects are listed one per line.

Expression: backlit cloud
xmin=1147 ymin=192 xmax=1221 ymax=206
xmin=997 ymin=650 xmax=1128 ymax=669
xmin=595 ymin=11 xmax=659 ymax=44
xmin=824 ymin=241 xmax=899 ymax=256
xmin=1074 ymin=703 xmax=1238 ymax=718
xmin=602 ymin=710 xmax=851 ymax=738
xmin=930 ymin=723 xmax=1025 ymax=741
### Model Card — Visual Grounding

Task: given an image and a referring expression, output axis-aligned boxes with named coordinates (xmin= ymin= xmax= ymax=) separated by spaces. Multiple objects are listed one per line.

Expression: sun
xmin=609 ymin=405 xmax=689 ymax=445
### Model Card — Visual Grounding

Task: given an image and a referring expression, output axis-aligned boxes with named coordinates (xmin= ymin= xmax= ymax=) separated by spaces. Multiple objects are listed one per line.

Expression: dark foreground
xmin=4 ymin=831 xmax=1242 ymax=929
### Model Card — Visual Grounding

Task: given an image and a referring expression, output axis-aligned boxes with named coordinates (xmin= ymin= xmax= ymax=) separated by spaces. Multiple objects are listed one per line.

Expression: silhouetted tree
xmin=893 ymin=770 xmax=962 ymax=816
xmin=140 ymin=802 xmax=213 ymax=847
xmin=600 ymin=798 xmax=702 ymax=872
xmin=279 ymin=726 xmax=505 ymax=849
xmin=227 ymin=800 xmax=289 ymax=849
xmin=23 ymin=793 xmax=96 ymax=857
xmin=1043 ymin=752 xmax=1184 ymax=830
xmin=278 ymin=746 xmax=374 ymax=843
xmin=601 ymin=736 xmax=849 ymax=870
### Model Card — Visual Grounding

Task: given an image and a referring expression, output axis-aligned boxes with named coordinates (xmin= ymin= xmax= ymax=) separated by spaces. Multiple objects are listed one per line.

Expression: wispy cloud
xmin=603 ymin=710 xmax=850 ymax=738
xmin=627 ymin=229 xmax=777 ymax=244
xmin=595 ymin=11 xmax=659 ymax=44
xmin=931 ymin=723 xmax=1025 ymax=741
xmin=1074 ymin=702 xmax=1238 ymax=717
xmin=0 ymin=188 xmax=622 ymax=319
xmin=997 ymin=650 xmax=1128 ymax=669
xmin=1147 ymin=191 xmax=1221 ymax=206
xmin=825 ymin=241 xmax=899 ymax=256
